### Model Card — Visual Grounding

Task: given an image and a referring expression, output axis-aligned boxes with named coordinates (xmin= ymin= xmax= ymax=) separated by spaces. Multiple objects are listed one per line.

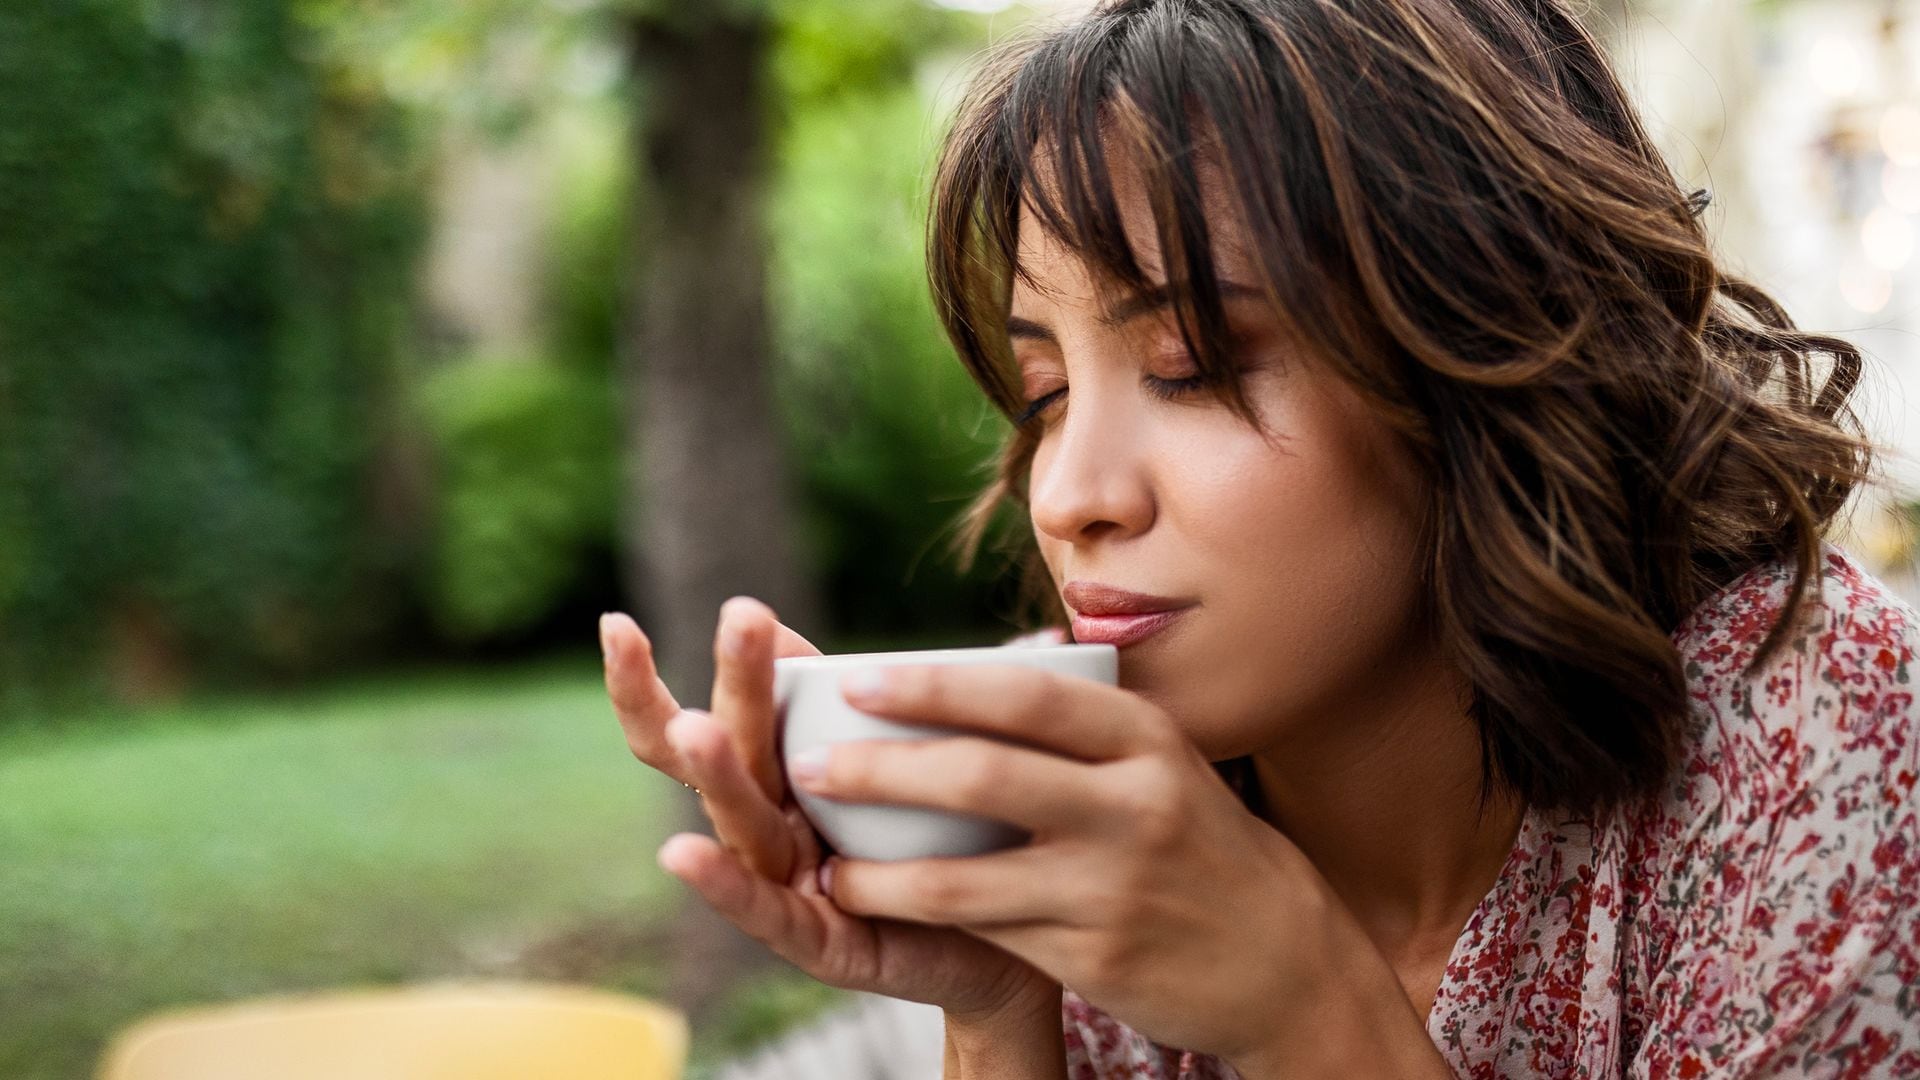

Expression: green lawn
xmin=0 ymin=657 xmax=849 ymax=1079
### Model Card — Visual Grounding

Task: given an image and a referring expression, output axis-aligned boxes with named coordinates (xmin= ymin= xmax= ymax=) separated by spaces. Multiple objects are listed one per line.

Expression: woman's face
xmin=1013 ymin=169 xmax=1435 ymax=761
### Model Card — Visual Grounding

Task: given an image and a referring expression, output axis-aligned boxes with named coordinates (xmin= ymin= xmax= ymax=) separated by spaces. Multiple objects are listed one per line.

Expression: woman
xmin=599 ymin=0 xmax=1920 ymax=1075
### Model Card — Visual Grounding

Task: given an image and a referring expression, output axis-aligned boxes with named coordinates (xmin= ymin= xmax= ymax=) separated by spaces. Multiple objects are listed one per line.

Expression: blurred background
xmin=2 ymin=0 xmax=1917 ymax=1076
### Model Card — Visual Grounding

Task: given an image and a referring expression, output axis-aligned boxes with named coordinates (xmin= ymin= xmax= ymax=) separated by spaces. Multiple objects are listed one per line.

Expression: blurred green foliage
xmin=414 ymin=0 xmax=1024 ymax=648
xmin=0 ymin=1 xmax=427 ymax=710
xmin=772 ymin=81 xmax=1017 ymax=638
xmin=418 ymin=358 xmax=618 ymax=641
xmin=0 ymin=0 xmax=1027 ymax=711
xmin=402 ymin=96 xmax=627 ymax=649
xmin=544 ymin=102 xmax=629 ymax=380
xmin=768 ymin=0 xmax=1030 ymax=640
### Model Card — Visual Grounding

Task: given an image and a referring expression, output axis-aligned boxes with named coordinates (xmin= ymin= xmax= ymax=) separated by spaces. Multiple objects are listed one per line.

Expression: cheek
xmin=1157 ymin=387 xmax=1428 ymax=752
xmin=1171 ymin=394 xmax=1418 ymax=615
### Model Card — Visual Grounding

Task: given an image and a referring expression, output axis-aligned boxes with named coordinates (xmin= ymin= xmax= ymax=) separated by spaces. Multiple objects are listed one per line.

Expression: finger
xmin=826 ymin=844 xmax=1072 ymax=927
xmin=771 ymin=620 xmax=824 ymax=660
xmin=783 ymin=803 xmax=824 ymax=882
xmin=710 ymin=596 xmax=788 ymax=802
xmin=656 ymin=833 xmax=832 ymax=970
xmin=793 ymin=735 xmax=1105 ymax=835
xmin=669 ymin=709 xmax=797 ymax=883
xmin=840 ymin=664 xmax=1156 ymax=762
xmin=601 ymin=611 xmax=691 ymax=781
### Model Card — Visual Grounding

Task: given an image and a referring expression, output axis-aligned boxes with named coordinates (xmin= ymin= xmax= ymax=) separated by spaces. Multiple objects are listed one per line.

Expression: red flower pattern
xmin=1061 ymin=545 xmax=1920 ymax=1078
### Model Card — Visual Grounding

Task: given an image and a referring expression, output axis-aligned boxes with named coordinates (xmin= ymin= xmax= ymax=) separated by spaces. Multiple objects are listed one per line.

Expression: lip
xmin=1069 ymin=608 xmax=1190 ymax=648
xmin=1061 ymin=580 xmax=1193 ymax=616
xmin=1061 ymin=581 xmax=1195 ymax=648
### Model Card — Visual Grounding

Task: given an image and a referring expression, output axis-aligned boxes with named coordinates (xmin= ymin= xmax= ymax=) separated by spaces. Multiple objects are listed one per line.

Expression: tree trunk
xmin=618 ymin=7 xmax=825 ymax=1028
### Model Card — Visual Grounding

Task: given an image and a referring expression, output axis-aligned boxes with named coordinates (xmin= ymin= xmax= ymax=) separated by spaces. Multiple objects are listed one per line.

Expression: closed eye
xmin=1013 ymin=372 xmax=1215 ymax=427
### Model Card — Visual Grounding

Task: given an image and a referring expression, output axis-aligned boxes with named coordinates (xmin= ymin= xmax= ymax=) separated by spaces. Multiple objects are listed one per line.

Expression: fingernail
xmin=841 ymin=669 xmax=889 ymax=701
xmin=720 ymin=613 xmax=749 ymax=660
xmin=599 ymin=613 xmax=616 ymax=662
xmin=817 ymin=857 xmax=835 ymax=895
xmin=657 ymin=834 xmax=692 ymax=876
xmin=789 ymin=746 xmax=829 ymax=783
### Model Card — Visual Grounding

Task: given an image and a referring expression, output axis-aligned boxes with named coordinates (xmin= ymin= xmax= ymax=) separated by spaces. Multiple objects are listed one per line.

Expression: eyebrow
xmin=1006 ymin=280 xmax=1263 ymax=342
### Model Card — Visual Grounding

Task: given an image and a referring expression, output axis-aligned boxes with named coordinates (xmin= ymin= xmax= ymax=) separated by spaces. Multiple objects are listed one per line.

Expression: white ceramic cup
xmin=775 ymin=642 xmax=1118 ymax=862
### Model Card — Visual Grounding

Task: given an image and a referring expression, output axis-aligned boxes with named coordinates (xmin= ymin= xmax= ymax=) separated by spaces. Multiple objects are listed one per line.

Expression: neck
xmin=1250 ymin=643 xmax=1523 ymax=947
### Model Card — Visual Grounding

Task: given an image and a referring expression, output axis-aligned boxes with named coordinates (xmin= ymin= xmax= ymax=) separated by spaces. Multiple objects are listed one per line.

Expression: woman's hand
xmin=602 ymin=598 xmax=820 ymax=881
xmin=600 ymin=599 xmax=1064 ymax=1022
xmin=793 ymin=662 xmax=1441 ymax=1073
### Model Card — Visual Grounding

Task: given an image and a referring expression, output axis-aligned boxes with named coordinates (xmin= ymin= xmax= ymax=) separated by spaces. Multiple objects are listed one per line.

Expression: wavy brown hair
xmin=926 ymin=0 xmax=1874 ymax=816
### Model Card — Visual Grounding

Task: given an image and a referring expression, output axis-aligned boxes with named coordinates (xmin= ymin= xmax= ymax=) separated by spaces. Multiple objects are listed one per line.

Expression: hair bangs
xmin=939 ymin=5 xmax=1316 ymax=434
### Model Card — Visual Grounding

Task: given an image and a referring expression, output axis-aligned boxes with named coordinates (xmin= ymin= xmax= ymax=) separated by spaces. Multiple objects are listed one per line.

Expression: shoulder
xmin=1618 ymin=544 xmax=1920 ymax=1073
xmin=1667 ymin=543 xmax=1919 ymax=817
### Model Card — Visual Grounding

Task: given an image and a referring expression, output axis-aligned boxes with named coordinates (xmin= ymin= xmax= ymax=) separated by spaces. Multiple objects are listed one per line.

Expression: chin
xmin=1133 ymin=685 xmax=1222 ymax=751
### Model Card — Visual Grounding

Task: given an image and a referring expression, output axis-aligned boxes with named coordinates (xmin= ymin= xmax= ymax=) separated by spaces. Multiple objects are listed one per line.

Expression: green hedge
xmin=417 ymin=357 xmax=618 ymax=642
xmin=0 ymin=2 xmax=426 ymax=711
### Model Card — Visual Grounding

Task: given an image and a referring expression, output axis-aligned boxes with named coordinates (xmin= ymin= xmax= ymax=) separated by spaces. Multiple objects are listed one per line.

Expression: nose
xmin=1027 ymin=379 xmax=1155 ymax=545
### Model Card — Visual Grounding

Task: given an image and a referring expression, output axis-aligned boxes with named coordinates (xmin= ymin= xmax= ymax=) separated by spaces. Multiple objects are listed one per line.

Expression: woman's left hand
xmin=792 ymin=662 xmax=1438 ymax=1074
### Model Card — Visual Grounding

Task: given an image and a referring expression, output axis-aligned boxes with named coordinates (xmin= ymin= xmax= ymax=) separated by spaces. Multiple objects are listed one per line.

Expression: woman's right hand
xmin=600 ymin=598 xmax=1062 ymax=1022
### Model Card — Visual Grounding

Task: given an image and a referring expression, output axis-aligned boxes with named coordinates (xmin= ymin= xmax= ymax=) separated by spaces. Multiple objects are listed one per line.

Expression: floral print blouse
xmin=1062 ymin=545 xmax=1920 ymax=1078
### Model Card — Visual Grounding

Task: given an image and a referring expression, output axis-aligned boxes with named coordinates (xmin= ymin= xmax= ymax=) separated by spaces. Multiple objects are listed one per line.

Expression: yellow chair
xmin=96 ymin=981 xmax=689 ymax=1080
